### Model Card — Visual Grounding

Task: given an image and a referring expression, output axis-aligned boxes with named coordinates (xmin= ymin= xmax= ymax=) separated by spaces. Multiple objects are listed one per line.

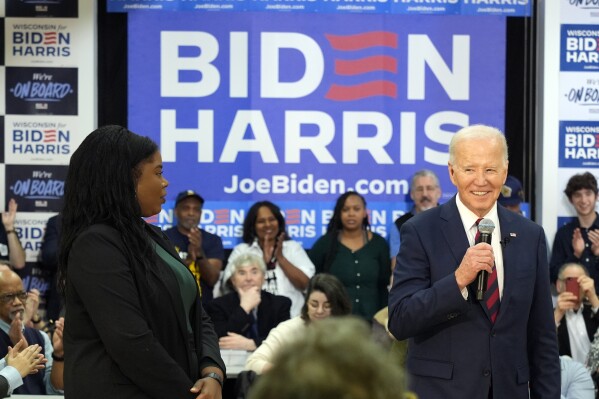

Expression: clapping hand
xmin=187 ymin=227 xmax=203 ymax=261
xmin=588 ymin=229 xmax=599 ymax=256
xmin=572 ymin=228 xmax=585 ymax=258
xmin=6 ymin=339 xmax=46 ymax=378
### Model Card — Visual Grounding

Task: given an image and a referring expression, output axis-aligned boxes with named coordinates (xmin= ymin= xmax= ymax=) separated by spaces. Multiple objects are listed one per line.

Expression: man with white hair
xmin=389 ymin=124 xmax=559 ymax=398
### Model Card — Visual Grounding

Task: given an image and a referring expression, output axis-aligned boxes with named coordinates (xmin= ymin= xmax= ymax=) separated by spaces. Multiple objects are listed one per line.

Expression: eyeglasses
xmin=0 ymin=291 xmax=28 ymax=304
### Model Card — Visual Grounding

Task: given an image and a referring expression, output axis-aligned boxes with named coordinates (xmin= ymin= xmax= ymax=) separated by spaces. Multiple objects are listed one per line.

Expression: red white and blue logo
xmin=561 ymin=24 xmax=599 ymax=71
xmin=559 ymin=121 xmax=599 ymax=167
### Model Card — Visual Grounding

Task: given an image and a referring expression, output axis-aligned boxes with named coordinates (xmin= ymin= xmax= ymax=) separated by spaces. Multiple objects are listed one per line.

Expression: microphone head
xmin=478 ymin=218 xmax=495 ymax=235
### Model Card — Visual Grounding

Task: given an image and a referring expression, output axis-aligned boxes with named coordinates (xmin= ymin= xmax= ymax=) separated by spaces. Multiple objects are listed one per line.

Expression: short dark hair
xmin=58 ymin=125 xmax=159 ymax=296
xmin=565 ymin=172 xmax=598 ymax=199
xmin=300 ymin=274 xmax=351 ymax=322
xmin=242 ymin=201 xmax=286 ymax=244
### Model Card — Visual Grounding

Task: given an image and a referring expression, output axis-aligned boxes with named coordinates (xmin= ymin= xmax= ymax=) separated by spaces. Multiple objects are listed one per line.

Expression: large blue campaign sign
xmin=129 ymin=12 xmax=506 ymax=248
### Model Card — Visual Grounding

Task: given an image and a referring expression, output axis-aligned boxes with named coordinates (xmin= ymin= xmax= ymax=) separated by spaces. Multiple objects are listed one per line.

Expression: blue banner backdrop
xmin=128 ymin=12 xmax=506 ymax=248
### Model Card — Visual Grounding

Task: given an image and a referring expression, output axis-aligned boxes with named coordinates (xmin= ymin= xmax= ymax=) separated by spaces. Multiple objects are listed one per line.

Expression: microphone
xmin=475 ymin=218 xmax=495 ymax=301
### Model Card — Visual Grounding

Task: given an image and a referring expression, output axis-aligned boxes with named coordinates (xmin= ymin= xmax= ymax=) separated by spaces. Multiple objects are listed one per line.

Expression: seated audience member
xmin=245 ymin=274 xmax=351 ymax=374
xmin=40 ymin=214 xmax=63 ymax=323
xmin=498 ymin=175 xmax=524 ymax=214
xmin=248 ymin=317 xmax=411 ymax=399
xmin=223 ymin=201 xmax=315 ymax=317
xmin=554 ymin=263 xmax=599 ymax=364
xmin=164 ymin=190 xmax=224 ymax=304
xmin=0 ymin=269 xmax=62 ymax=394
xmin=309 ymin=192 xmax=390 ymax=320
xmin=560 ymin=355 xmax=594 ymax=399
xmin=0 ymin=265 xmax=40 ymax=330
xmin=0 ymin=339 xmax=45 ymax=397
xmin=205 ymin=253 xmax=291 ymax=351
xmin=550 ymin=172 xmax=599 ymax=288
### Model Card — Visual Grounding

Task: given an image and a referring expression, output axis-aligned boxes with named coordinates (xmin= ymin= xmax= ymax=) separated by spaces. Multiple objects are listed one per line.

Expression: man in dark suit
xmin=554 ymin=262 xmax=599 ymax=364
xmin=206 ymin=253 xmax=290 ymax=350
xmin=388 ymin=124 xmax=560 ymax=398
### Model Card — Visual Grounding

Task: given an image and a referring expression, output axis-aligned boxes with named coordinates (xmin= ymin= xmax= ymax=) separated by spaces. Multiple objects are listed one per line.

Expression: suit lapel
xmin=440 ymin=197 xmax=471 ymax=268
xmin=493 ymin=206 xmax=517 ymax=325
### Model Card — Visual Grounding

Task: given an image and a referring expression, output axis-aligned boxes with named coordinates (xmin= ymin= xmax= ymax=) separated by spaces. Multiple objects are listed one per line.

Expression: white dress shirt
xmin=455 ymin=194 xmax=504 ymax=300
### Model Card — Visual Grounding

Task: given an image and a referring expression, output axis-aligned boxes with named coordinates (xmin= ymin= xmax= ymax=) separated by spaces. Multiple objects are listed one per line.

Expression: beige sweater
xmin=244 ymin=316 xmax=306 ymax=374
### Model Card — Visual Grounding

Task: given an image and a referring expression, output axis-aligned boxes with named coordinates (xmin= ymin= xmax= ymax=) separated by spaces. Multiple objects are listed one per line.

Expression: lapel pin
xmin=509 ymin=233 xmax=517 ymax=237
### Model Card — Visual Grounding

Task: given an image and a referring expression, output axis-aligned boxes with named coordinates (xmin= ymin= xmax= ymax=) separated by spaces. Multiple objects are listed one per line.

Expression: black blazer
xmin=557 ymin=303 xmax=599 ymax=357
xmin=64 ymin=223 xmax=225 ymax=399
xmin=205 ymin=291 xmax=291 ymax=346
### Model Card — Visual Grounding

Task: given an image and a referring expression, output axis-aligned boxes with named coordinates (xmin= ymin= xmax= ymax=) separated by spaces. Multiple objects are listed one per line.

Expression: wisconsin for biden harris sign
xmin=128 ymin=12 xmax=506 ymax=247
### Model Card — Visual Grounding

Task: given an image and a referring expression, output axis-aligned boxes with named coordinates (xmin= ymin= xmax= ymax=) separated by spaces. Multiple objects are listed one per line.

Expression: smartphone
xmin=565 ymin=277 xmax=580 ymax=300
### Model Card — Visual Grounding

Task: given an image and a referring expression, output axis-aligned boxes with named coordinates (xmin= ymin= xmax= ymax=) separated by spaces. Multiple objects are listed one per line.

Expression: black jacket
xmin=64 ymin=223 xmax=224 ymax=399
xmin=206 ymin=290 xmax=291 ymax=347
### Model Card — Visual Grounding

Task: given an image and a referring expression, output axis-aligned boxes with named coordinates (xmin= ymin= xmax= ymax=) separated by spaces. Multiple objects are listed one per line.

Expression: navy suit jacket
xmin=388 ymin=197 xmax=560 ymax=399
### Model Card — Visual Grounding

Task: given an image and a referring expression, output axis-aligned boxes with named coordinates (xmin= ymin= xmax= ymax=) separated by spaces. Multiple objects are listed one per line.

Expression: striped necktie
xmin=475 ymin=218 xmax=500 ymax=323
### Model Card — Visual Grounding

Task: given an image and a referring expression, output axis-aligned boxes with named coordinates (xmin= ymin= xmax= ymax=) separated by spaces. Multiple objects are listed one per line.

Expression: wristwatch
xmin=202 ymin=372 xmax=223 ymax=388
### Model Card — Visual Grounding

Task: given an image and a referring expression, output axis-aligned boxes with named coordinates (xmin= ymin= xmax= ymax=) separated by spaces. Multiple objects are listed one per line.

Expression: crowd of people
xmin=2 ymin=122 xmax=599 ymax=398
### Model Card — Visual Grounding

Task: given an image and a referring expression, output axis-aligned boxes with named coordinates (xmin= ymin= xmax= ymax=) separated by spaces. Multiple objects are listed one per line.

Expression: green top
xmin=309 ymin=232 xmax=390 ymax=320
xmin=155 ymin=242 xmax=197 ymax=333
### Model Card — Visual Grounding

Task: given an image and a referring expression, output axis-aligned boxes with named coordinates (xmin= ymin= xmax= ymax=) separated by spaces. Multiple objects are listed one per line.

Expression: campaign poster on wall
xmin=5 ymin=18 xmax=79 ymax=67
xmin=5 ymin=164 xmax=67 ymax=212
xmin=5 ymin=66 xmax=78 ymax=115
xmin=555 ymin=6 xmax=599 ymax=232
xmin=4 ymin=115 xmax=83 ymax=165
xmin=129 ymin=12 xmax=506 ymax=247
